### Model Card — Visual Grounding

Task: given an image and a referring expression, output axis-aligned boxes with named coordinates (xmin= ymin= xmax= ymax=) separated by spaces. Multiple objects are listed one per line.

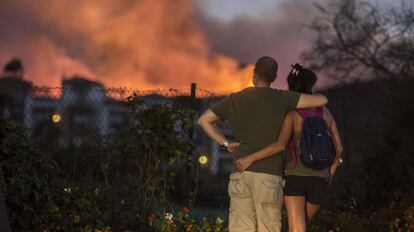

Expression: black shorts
xmin=283 ymin=175 xmax=330 ymax=205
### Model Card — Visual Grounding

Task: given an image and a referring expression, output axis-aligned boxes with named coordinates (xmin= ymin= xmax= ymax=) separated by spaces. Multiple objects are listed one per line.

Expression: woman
xmin=235 ymin=64 xmax=343 ymax=232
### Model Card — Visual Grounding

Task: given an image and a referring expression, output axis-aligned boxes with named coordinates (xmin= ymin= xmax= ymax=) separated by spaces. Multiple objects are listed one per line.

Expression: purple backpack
xmin=290 ymin=107 xmax=335 ymax=170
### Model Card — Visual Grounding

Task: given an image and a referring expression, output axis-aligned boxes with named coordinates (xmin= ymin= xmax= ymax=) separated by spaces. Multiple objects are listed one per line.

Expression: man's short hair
xmin=254 ymin=56 xmax=278 ymax=83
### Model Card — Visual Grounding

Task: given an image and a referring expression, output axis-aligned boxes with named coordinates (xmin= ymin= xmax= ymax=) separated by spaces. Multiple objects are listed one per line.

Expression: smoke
xmin=0 ymin=0 xmax=339 ymax=93
xmin=0 ymin=0 xmax=252 ymax=93
xmin=195 ymin=0 xmax=328 ymax=89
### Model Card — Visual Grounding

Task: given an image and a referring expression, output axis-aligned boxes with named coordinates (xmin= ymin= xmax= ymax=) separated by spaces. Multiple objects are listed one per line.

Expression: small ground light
xmin=198 ymin=155 xmax=208 ymax=165
xmin=52 ymin=113 xmax=61 ymax=123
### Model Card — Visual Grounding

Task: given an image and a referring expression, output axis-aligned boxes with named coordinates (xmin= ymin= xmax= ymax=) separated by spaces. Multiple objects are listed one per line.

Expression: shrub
xmin=1 ymin=93 xmax=195 ymax=231
xmin=148 ymin=207 xmax=228 ymax=232
xmin=309 ymin=209 xmax=366 ymax=232
xmin=389 ymin=206 xmax=414 ymax=231
xmin=0 ymin=117 xmax=58 ymax=231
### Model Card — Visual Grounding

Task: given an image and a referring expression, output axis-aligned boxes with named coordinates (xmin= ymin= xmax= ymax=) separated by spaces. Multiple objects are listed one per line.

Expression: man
xmin=197 ymin=56 xmax=328 ymax=232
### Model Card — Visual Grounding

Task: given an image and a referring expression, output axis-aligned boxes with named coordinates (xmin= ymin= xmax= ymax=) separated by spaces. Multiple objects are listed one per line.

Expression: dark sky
xmin=195 ymin=0 xmax=399 ymax=89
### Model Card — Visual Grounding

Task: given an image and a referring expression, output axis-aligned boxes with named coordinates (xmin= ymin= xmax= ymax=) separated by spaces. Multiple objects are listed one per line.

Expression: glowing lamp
xmin=52 ymin=113 xmax=61 ymax=123
xmin=198 ymin=155 xmax=208 ymax=165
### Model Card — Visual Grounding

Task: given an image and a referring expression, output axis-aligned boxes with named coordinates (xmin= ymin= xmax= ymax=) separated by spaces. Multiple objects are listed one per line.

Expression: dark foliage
xmin=3 ymin=59 xmax=23 ymax=74
xmin=302 ymin=1 xmax=414 ymax=231
xmin=0 ymin=94 xmax=194 ymax=231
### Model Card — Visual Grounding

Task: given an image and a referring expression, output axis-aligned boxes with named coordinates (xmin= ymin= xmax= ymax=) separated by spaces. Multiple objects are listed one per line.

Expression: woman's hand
xmin=328 ymin=162 xmax=341 ymax=187
xmin=329 ymin=159 xmax=342 ymax=177
xmin=329 ymin=165 xmax=337 ymax=177
xmin=235 ymin=156 xmax=254 ymax=172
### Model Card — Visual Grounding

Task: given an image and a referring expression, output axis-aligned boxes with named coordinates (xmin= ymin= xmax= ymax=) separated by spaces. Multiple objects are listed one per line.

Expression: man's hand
xmin=227 ymin=142 xmax=240 ymax=153
xmin=234 ymin=156 xmax=254 ymax=172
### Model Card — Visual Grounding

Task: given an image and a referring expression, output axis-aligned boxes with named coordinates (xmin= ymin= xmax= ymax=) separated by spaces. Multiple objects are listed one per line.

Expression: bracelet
xmin=220 ymin=141 xmax=229 ymax=151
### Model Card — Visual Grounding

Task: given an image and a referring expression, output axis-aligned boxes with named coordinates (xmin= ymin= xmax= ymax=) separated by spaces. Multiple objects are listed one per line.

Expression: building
xmin=1 ymin=72 xmax=233 ymax=175
xmin=0 ymin=76 xmax=33 ymax=122
xmin=20 ymin=76 xmax=129 ymax=148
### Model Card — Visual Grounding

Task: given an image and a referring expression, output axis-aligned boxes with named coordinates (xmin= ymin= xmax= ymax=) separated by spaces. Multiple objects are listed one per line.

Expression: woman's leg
xmin=305 ymin=201 xmax=320 ymax=224
xmin=305 ymin=177 xmax=328 ymax=224
xmin=284 ymin=196 xmax=306 ymax=232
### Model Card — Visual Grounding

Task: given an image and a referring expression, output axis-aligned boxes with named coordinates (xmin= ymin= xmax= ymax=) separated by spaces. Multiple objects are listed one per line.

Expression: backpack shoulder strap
xmin=296 ymin=109 xmax=309 ymax=118
xmin=315 ymin=107 xmax=324 ymax=118
xmin=297 ymin=107 xmax=324 ymax=118
xmin=289 ymin=140 xmax=297 ymax=168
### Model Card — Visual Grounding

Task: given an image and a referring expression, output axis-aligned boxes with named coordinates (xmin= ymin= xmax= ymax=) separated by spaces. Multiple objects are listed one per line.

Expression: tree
xmin=3 ymin=59 xmax=24 ymax=77
xmin=301 ymin=2 xmax=414 ymax=229
xmin=304 ymin=0 xmax=414 ymax=82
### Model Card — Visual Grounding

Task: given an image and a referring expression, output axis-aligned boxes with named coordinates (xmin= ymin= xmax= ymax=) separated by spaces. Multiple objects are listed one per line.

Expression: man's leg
xmin=228 ymin=172 xmax=256 ymax=232
xmin=251 ymin=173 xmax=284 ymax=232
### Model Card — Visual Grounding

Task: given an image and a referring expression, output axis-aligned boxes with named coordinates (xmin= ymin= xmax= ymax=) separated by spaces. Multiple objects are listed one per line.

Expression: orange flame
xmin=0 ymin=0 xmax=254 ymax=94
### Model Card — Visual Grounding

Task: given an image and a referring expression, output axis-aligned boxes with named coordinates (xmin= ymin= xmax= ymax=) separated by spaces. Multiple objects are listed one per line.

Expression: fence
xmin=0 ymin=81 xmax=216 ymax=138
xmin=0 ymin=80 xmax=232 ymax=220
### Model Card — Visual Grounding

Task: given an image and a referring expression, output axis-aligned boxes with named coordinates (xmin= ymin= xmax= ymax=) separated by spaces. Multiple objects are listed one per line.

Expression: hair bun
xmin=290 ymin=63 xmax=303 ymax=76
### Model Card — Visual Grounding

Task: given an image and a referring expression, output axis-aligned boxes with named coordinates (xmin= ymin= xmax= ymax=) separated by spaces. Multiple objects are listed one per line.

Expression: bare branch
xmin=304 ymin=0 xmax=414 ymax=82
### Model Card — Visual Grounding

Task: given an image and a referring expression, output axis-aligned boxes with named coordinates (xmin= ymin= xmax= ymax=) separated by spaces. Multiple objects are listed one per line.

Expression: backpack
xmin=289 ymin=107 xmax=335 ymax=170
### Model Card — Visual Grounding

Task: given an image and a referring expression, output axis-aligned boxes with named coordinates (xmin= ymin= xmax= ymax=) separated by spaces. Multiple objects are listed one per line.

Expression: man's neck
xmin=254 ymin=82 xmax=271 ymax=88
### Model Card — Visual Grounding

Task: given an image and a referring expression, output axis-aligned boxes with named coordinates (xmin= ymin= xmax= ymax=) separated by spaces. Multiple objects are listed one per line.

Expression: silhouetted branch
xmin=304 ymin=0 xmax=414 ymax=82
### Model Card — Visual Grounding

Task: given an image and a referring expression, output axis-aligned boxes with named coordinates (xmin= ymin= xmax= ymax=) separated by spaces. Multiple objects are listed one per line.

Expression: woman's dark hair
xmin=287 ymin=63 xmax=317 ymax=94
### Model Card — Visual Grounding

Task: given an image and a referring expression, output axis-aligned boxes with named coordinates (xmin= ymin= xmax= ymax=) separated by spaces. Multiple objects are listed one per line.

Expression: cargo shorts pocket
xmin=228 ymin=172 xmax=246 ymax=198
xmin=256 ymin=175 xmax=283 ymax=204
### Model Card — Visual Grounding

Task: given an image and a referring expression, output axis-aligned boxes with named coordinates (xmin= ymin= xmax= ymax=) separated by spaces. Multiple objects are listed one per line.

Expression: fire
xmin=0 ymin=0 xmax=253 ymax=94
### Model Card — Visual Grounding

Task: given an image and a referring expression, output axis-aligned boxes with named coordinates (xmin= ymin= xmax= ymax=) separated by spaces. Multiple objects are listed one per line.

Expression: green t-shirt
xmin=210 ymin=87 xmax=300 ymax=176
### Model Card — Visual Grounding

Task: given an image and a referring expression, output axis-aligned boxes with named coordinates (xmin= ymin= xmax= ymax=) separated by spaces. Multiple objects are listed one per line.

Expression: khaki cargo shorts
xmin=228 ymin=171 xmax=284 ymax=232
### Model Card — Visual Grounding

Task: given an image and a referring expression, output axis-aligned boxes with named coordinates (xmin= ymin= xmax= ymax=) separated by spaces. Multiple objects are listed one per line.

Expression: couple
xmin=197 ymin=56 xmax=343 ymax=232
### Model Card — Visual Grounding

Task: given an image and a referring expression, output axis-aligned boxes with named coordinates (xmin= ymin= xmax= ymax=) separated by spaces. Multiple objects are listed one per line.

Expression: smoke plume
xmin=0 ymin=0 xmax=252 ymax=93
xmin=195 ymin=0 xmax=323 ymax=89
xmin=0 ymin=0 xmax=338 ymax=93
